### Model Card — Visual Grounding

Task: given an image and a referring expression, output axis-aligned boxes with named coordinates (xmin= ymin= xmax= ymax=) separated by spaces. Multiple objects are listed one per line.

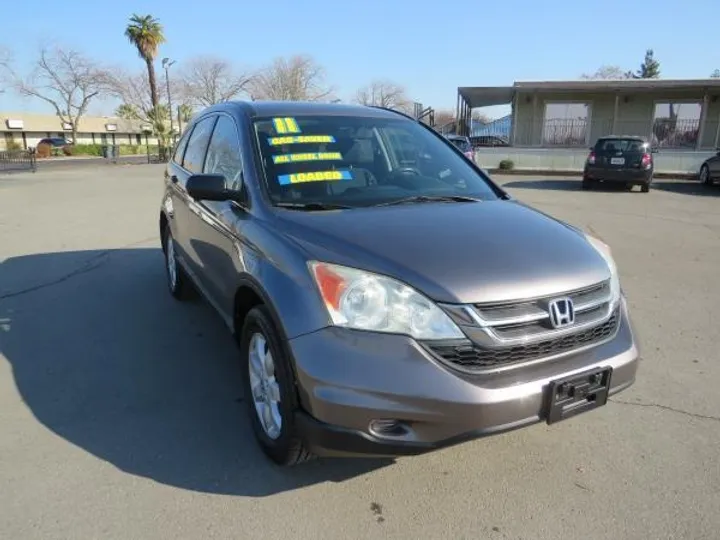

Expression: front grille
xmin=427 ymin=310 xmax=620 ymax=371
xmin=471 ymin=281 xmax=612 ymax=342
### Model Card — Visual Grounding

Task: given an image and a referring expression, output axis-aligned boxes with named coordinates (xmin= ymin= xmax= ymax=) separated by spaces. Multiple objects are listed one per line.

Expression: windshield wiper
xmin=275 ymin=202 xmax=352 ymax=211
xmin=373 ymin=195 xmax=483 ymax=207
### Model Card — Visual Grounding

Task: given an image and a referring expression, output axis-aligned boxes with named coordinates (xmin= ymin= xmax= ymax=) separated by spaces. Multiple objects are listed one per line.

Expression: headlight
xmin=308 ymin=261 xmax=465 ymax=340
xmin=585 ymin=234 xmax=621 ymax=308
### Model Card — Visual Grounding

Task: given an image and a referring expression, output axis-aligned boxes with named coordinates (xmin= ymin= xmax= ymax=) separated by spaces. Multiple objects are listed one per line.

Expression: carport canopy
xmin=458 ymin=86 xmax=515 ymax=108
xmin=458 ymin=79 xmax=720 ymax=109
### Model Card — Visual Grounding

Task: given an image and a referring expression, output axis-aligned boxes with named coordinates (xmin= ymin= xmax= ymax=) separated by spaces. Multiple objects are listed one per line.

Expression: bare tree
xmin=472 ymin=111 xmax=491 ymax=123
xmin=248 ymin=55 xmax=333 ymax=101
xmin=354 ymin=80 xmax=411 ymax=112
xmin=580 ymin=65 xmax=632 ymax=80
xmin=107 ymin=70 xmax=171 ymax=132
xmin=1 ymin=46 xmax=109 ymax=143
xmin=0 ymin=46 xmax=11 ymax=94
xmin=434 ymin=109 xmax=455 ymax=128
xmin=434 ymin=109 xmax=491 ymax=130
xmin=178 ymin=55 xmax=251 ymax=107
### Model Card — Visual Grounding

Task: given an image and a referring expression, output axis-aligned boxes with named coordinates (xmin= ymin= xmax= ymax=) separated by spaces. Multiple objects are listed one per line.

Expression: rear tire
xmin=240 ymin=305 xmax=314 ymax=466
xmin=582 ymin=178 xmax=593 ymax=190
xmin=700 ymin=164 xmax=713 ymax=186
xmin=641 ymin=182 xmax=650 ymax=193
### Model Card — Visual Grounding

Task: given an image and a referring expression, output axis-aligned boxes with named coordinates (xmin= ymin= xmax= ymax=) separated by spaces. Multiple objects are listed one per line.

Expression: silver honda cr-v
xmin=160 ymin=101 xmax=640 ymax=466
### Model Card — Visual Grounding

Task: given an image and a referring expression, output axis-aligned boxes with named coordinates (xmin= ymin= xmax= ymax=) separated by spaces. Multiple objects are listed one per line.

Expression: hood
xmin=275 ymin=200 xmax=610 ymax=304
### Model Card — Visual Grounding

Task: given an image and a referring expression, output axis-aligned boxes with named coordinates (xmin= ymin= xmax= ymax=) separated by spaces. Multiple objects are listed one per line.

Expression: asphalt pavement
xmin=1 ymin=165 xmax=718 ymax=540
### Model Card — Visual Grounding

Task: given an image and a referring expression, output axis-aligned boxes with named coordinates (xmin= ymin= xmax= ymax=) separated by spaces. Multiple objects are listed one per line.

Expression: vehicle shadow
xmin=500 ymin=178 xmax=585 ymax=191
xmin=501 ymin=178 xmax=645 ymax=193
xmin=650 ymin=180 xmax=720 ymax=197
xmin=0 ymin=248 xmax=392 ymax=496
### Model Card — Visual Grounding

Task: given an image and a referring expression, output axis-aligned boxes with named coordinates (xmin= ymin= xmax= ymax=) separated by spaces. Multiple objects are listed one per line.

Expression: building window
xmin=652 ymin=102 xmax=701 ymax=149
xmin=542 ymin=102 xmax=590 ymax=146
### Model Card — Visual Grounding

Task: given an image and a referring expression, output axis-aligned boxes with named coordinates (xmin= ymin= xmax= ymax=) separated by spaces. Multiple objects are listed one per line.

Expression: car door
xmin=164 ymin=123 xmax=196 ymax=272
xmin=169 ymin=115 xmax=218 ymax=283
xmin=708 ymin=150 xmax=720 ymax=178
xmin=188 ymin=113 xmax=246 ymax=319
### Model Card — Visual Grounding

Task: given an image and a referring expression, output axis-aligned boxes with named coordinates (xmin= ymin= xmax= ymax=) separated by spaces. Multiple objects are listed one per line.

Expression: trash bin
xmin=101 ymin=145 xmax=109 ymax=159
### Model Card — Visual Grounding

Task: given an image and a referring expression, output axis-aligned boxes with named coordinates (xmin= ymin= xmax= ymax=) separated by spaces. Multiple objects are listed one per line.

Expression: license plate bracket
xmin=546 ymin=367 xmax=612 ymax=424
xmin=610 ymin=157 xmax=625 ymax=165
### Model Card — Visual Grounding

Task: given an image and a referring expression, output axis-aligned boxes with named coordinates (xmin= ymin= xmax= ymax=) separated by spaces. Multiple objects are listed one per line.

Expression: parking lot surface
xmin=1 ymin=166 xmax=718 ymax=540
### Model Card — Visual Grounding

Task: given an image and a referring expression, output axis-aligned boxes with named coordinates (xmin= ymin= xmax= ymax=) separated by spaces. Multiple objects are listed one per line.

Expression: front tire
xmin=163 ymin=226 xmax=192 ymax=300
xmin=700 ymin=164 xmax=713 ymax=186
xmin=240 ymin=305 xmax=313 ymax=466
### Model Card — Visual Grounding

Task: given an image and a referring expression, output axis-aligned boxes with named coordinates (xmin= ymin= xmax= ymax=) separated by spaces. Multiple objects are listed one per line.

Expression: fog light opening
xmin=369 ymin=419 xmax=409 ymax=438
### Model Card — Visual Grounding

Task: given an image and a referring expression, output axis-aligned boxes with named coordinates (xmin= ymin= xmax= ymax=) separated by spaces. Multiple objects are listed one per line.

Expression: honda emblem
xmin=548 ymin=298 xmax=575 ymax=328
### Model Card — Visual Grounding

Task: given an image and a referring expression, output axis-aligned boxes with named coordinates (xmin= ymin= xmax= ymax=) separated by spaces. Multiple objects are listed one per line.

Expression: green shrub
xmin=118 ymin=145 xmax=139 ymax=155
xmin=71 ymin=144 xmax=104 ymax=156
xmin=6 ymin=140 xmax=22 ymax=151
xmin=498 ymin=159 xmax=514 ymax=170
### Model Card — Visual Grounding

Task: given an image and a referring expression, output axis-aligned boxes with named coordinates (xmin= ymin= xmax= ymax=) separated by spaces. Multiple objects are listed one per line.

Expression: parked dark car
xmin=445 ymin=134 xmax=475 ymax=161
xmin=583 ymin=136 xmax=656 ymax=192
xmin=698 ymin=148 xmax=720 ymax=186
xmin=471 ymin=135 xmax=509 ymax=147
xmin=37 ymin=137 xmax=70 ymax=148
xmin=160 ymin=101 xmax=639 ymax=466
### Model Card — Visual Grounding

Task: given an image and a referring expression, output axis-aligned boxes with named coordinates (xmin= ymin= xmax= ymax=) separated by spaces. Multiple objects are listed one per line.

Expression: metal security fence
xmin=652 ymin=118 xmax=700 ymax=149
xmin=0 ymin=149 xmax=37 ymax=172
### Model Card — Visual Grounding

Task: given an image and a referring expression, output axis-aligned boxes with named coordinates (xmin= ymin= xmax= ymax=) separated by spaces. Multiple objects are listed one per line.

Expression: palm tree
xmin=124 ymin=14 xmax=165 ymax=111
xmin=178 ymin=103 xmax=194 ymax=122
xmin=115 ymin=103 xmax=138 ymax=120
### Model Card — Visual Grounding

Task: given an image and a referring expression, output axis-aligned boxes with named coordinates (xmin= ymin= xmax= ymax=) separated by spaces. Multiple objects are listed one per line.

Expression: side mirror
xmin=186 ymin=174 xmax=237 ymax=202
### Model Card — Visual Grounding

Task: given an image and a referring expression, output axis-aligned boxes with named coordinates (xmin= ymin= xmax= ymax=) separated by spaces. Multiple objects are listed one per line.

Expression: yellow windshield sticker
xmin=272 ymin=152 xmax=343 ymax=164
xmin=268 ymin=135 xmax=336 ymax=146
xmin=278 ymin=170 xmax=352 ymax=186
xmin=272 ymin=117 xmax=301 ymax=134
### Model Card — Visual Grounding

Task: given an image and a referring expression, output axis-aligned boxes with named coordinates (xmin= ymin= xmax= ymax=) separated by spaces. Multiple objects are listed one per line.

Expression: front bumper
xmin=289 ymin=299 xmax=640 ymax=457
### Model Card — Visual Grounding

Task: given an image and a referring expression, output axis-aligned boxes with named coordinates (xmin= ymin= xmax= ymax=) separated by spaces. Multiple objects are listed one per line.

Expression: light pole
xmin=162 ymin=58 xmax=176 ymax=142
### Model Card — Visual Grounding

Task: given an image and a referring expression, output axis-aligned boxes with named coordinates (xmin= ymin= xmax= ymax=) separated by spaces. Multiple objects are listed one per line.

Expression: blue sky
xmin=1 ymin=0 xmax=718 ymax=119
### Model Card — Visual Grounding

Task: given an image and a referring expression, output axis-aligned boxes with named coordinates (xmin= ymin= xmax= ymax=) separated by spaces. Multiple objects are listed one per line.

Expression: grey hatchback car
xmin=160 ymin=101 xmax=640 ymax=466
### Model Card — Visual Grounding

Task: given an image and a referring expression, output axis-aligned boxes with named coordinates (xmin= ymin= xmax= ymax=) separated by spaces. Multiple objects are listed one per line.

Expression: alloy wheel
xmin=248 ymin=332 xmax=283 ymax=440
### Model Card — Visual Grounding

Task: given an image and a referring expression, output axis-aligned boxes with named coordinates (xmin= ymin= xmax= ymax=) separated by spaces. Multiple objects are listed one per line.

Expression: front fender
xmin=233 ymin=221 xmax=330 ymax=340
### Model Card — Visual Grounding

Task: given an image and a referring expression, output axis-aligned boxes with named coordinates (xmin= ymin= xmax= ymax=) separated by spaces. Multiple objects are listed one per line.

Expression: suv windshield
xmin=253 ymin=115 xmax=500 ymax=208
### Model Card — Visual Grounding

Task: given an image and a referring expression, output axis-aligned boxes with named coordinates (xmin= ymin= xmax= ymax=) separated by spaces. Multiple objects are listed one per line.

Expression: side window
xmin=203 ymin=115 xmax=244 ymax=191
xmin=172 ymin=127 xmax=192 ymax=165
xmin=182 ymin=116 xmax=217 ymax=173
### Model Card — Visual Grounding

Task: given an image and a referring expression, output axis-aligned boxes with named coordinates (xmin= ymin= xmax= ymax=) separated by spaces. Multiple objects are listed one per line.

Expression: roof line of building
xmin=458 ymin=78 xmax=720 ymax=108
